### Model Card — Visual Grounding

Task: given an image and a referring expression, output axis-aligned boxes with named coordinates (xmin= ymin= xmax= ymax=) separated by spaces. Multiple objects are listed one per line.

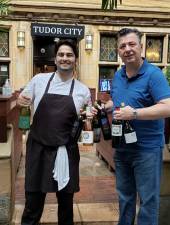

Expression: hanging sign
xmin=31 ymin=23 xmax=85 ymax=39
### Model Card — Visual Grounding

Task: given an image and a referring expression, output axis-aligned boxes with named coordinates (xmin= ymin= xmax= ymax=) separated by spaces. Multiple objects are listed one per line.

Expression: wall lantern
xmin=17 ymin=31 xmax=25 ymax=48
xmin=85 ymin=34 xmax=93 ymax=51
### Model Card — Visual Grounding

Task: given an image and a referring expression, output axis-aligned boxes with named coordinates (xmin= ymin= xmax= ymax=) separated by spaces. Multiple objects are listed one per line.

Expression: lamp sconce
xmin=17 ymin=31 xmax=25 ymax=48
xmin=85 ymin=34 xmax=93 ymax=51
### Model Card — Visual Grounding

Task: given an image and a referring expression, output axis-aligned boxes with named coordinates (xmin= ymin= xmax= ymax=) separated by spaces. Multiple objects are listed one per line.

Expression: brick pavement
xmin=12 ymin=143 xmax=119 ymax=224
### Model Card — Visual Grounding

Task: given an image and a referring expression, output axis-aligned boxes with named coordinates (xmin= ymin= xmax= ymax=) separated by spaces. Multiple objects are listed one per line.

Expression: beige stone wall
xmin=11 ymin=0 xmax=100 ymax=9
xmin=11 ymin=0 xmax=170 ymax=12
xmin=79 ymin=24 xmax=170 ymax=91
xmin=1 ymin=20 xmax=170 ymax=92
xmin=0 ymin=127 xmax=14 ymax=223
xmin=0 ymin=21 xmax=33 ymax=91
xmin=119 ymin=0 xmax=170 ymax=12
xmin=0 ymin=159 xmax=11 ymax=194
xmin=1 ymin=0 xmax=170 ymax=92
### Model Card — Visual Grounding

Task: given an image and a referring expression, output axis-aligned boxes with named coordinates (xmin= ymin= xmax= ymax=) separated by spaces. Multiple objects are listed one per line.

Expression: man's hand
xmin=17 ymin=94 xmax=32 ymax=107
xmin=91 ymin=106 xmax=98 ymax=117
xmin=80 ymin=106 xmax=97 ymax=120
xmin=113 ymin=106 xmax=135 ymax=120
xmin=104 ymin=100 xmax=113 ymax=112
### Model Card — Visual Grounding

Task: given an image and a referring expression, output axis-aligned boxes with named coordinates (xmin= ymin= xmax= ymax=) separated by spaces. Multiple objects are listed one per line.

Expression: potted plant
xmin=0 ymin=0 xmax=9 ymax=16
xmin=101 ymin=0 xmax=122 ymax=9
xmin=164 ymin=66 xmax=170 ymax=85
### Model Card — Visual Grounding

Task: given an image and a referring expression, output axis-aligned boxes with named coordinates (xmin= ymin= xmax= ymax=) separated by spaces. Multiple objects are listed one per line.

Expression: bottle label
xmin=112 ymin=124 xmax=122 ymax=136
xmin=101 ymin=118 xmax=108 ymax=128
xmin=70 ymin=119 xmax=83 ymax=143
xmin=82 ymin=131 xmax=93 ymax=144
xmin=18 ymin=116 xmax=30 ymax=130
xmin=124 ymin=131 xmax=137 ymax=144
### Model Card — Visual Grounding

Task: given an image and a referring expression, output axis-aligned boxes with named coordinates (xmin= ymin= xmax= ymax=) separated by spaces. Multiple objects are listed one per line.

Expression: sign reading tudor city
xmin=31 ymin=23 xmax=85 ymax=39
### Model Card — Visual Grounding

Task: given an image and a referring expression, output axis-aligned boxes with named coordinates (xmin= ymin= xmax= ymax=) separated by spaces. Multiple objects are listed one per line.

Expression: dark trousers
xmin=21 ymin=191 xmax=74 ymax=225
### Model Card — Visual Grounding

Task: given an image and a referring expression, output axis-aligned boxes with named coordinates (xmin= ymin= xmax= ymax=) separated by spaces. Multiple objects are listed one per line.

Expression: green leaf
xmin=164 ymin=66 xmax=170 ymax=86
xmin=115 ymin=0 xmax=117 ymax=8
xmin=101 ymin=0 xmax=122 ymax=10
xmin=0 ymin=0 xmax=10 ymax=16
xmin=103 ymin=0 xmax=109 ymax=9
xmin=110 ymin=0 xmax=114 ymax=9
xmin=102 ymin=0 xmax=109 ymax=10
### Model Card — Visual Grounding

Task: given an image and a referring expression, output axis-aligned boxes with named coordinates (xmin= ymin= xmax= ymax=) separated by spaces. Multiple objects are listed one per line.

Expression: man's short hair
xmin=117 ymin=28 xmax=142 ymax=42
xmin=55 ymin=39 xmax=78 ymax=58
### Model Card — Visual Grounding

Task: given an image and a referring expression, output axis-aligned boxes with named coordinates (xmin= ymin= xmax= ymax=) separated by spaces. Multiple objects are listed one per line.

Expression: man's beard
xmin=57 ymin=66 xmax=73 ymax=74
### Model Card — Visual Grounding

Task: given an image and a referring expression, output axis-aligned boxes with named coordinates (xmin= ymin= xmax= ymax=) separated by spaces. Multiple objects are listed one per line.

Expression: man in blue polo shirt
xmin=105 ymin=28 xmax=170 ymax=225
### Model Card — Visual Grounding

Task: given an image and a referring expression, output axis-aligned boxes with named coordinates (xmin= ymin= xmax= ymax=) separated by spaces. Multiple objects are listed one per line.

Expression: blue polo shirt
xmin=111 ymin=59 xmax=170 ymax=151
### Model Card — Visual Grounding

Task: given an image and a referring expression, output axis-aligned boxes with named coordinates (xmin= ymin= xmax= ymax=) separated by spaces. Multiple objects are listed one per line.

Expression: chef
xmin=17 ymin=39 xmax=92 ymax=225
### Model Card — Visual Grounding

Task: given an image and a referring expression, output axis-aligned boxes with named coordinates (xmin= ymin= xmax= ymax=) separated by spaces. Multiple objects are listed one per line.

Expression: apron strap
xmin=44 ymin=72 xmax=56 ymax=94
xmin=69 ymin=79 xmax=75 ymax=96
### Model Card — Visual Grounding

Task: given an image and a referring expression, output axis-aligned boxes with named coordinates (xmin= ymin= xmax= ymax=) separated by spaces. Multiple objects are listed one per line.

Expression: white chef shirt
xmin=22 ymin=72 xmax=91 ymax=114
xmin=21 ymin=72 xmax=91 ymax=190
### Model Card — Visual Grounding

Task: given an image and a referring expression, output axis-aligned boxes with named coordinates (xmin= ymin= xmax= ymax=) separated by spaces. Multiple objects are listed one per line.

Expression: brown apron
xmin=25 ymin=73 xmax=80 ymax=193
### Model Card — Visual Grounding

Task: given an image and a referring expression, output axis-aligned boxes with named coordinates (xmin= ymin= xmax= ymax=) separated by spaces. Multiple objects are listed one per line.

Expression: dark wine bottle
xmin=97 ymin=100 xmax=111 ymax=140
xmin=124 ymin=121 xmax=137 ymax=144
xmin=18 ymin=106 xmax=31 ymax=133
xmin=112 ymin=106 xmax=123 ymax=148
xmin=92 ymin=101 xmax=101 ymax=143
xmin=70 ymin=114 xmax=85 ymax=143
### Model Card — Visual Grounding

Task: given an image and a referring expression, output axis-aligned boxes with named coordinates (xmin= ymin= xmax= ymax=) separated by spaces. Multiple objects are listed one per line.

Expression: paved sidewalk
xmin=12 ymin=142 xmax=119 ymax=225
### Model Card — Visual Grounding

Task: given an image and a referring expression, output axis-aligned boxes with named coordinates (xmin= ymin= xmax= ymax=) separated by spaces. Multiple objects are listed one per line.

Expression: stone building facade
xmin=0 ymin=0 xmax=170 ymax=93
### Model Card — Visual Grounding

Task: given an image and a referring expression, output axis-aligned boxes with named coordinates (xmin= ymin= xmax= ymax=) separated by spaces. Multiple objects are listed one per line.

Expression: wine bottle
xmin=97 ymin=100 xmax=111 ymax=140
xmin=82 ymin=105 xmax=93 ymax=145
xmin=70 ymin=114 xmax=85 ymax=143
xmin=18 ymin=106 xmax=31 ymax=133
xmin=92 ymin=101 xmax=101 ymax=143
xmin=124 ymin=121 xmax=137 ymax=144
xmin=112 ymin=106 xmax=123 ymax=148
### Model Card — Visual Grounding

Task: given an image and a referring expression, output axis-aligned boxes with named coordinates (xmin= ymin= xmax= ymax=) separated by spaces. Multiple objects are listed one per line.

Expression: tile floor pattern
xmin=12 ymin=142 xmax=119 ymax=225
